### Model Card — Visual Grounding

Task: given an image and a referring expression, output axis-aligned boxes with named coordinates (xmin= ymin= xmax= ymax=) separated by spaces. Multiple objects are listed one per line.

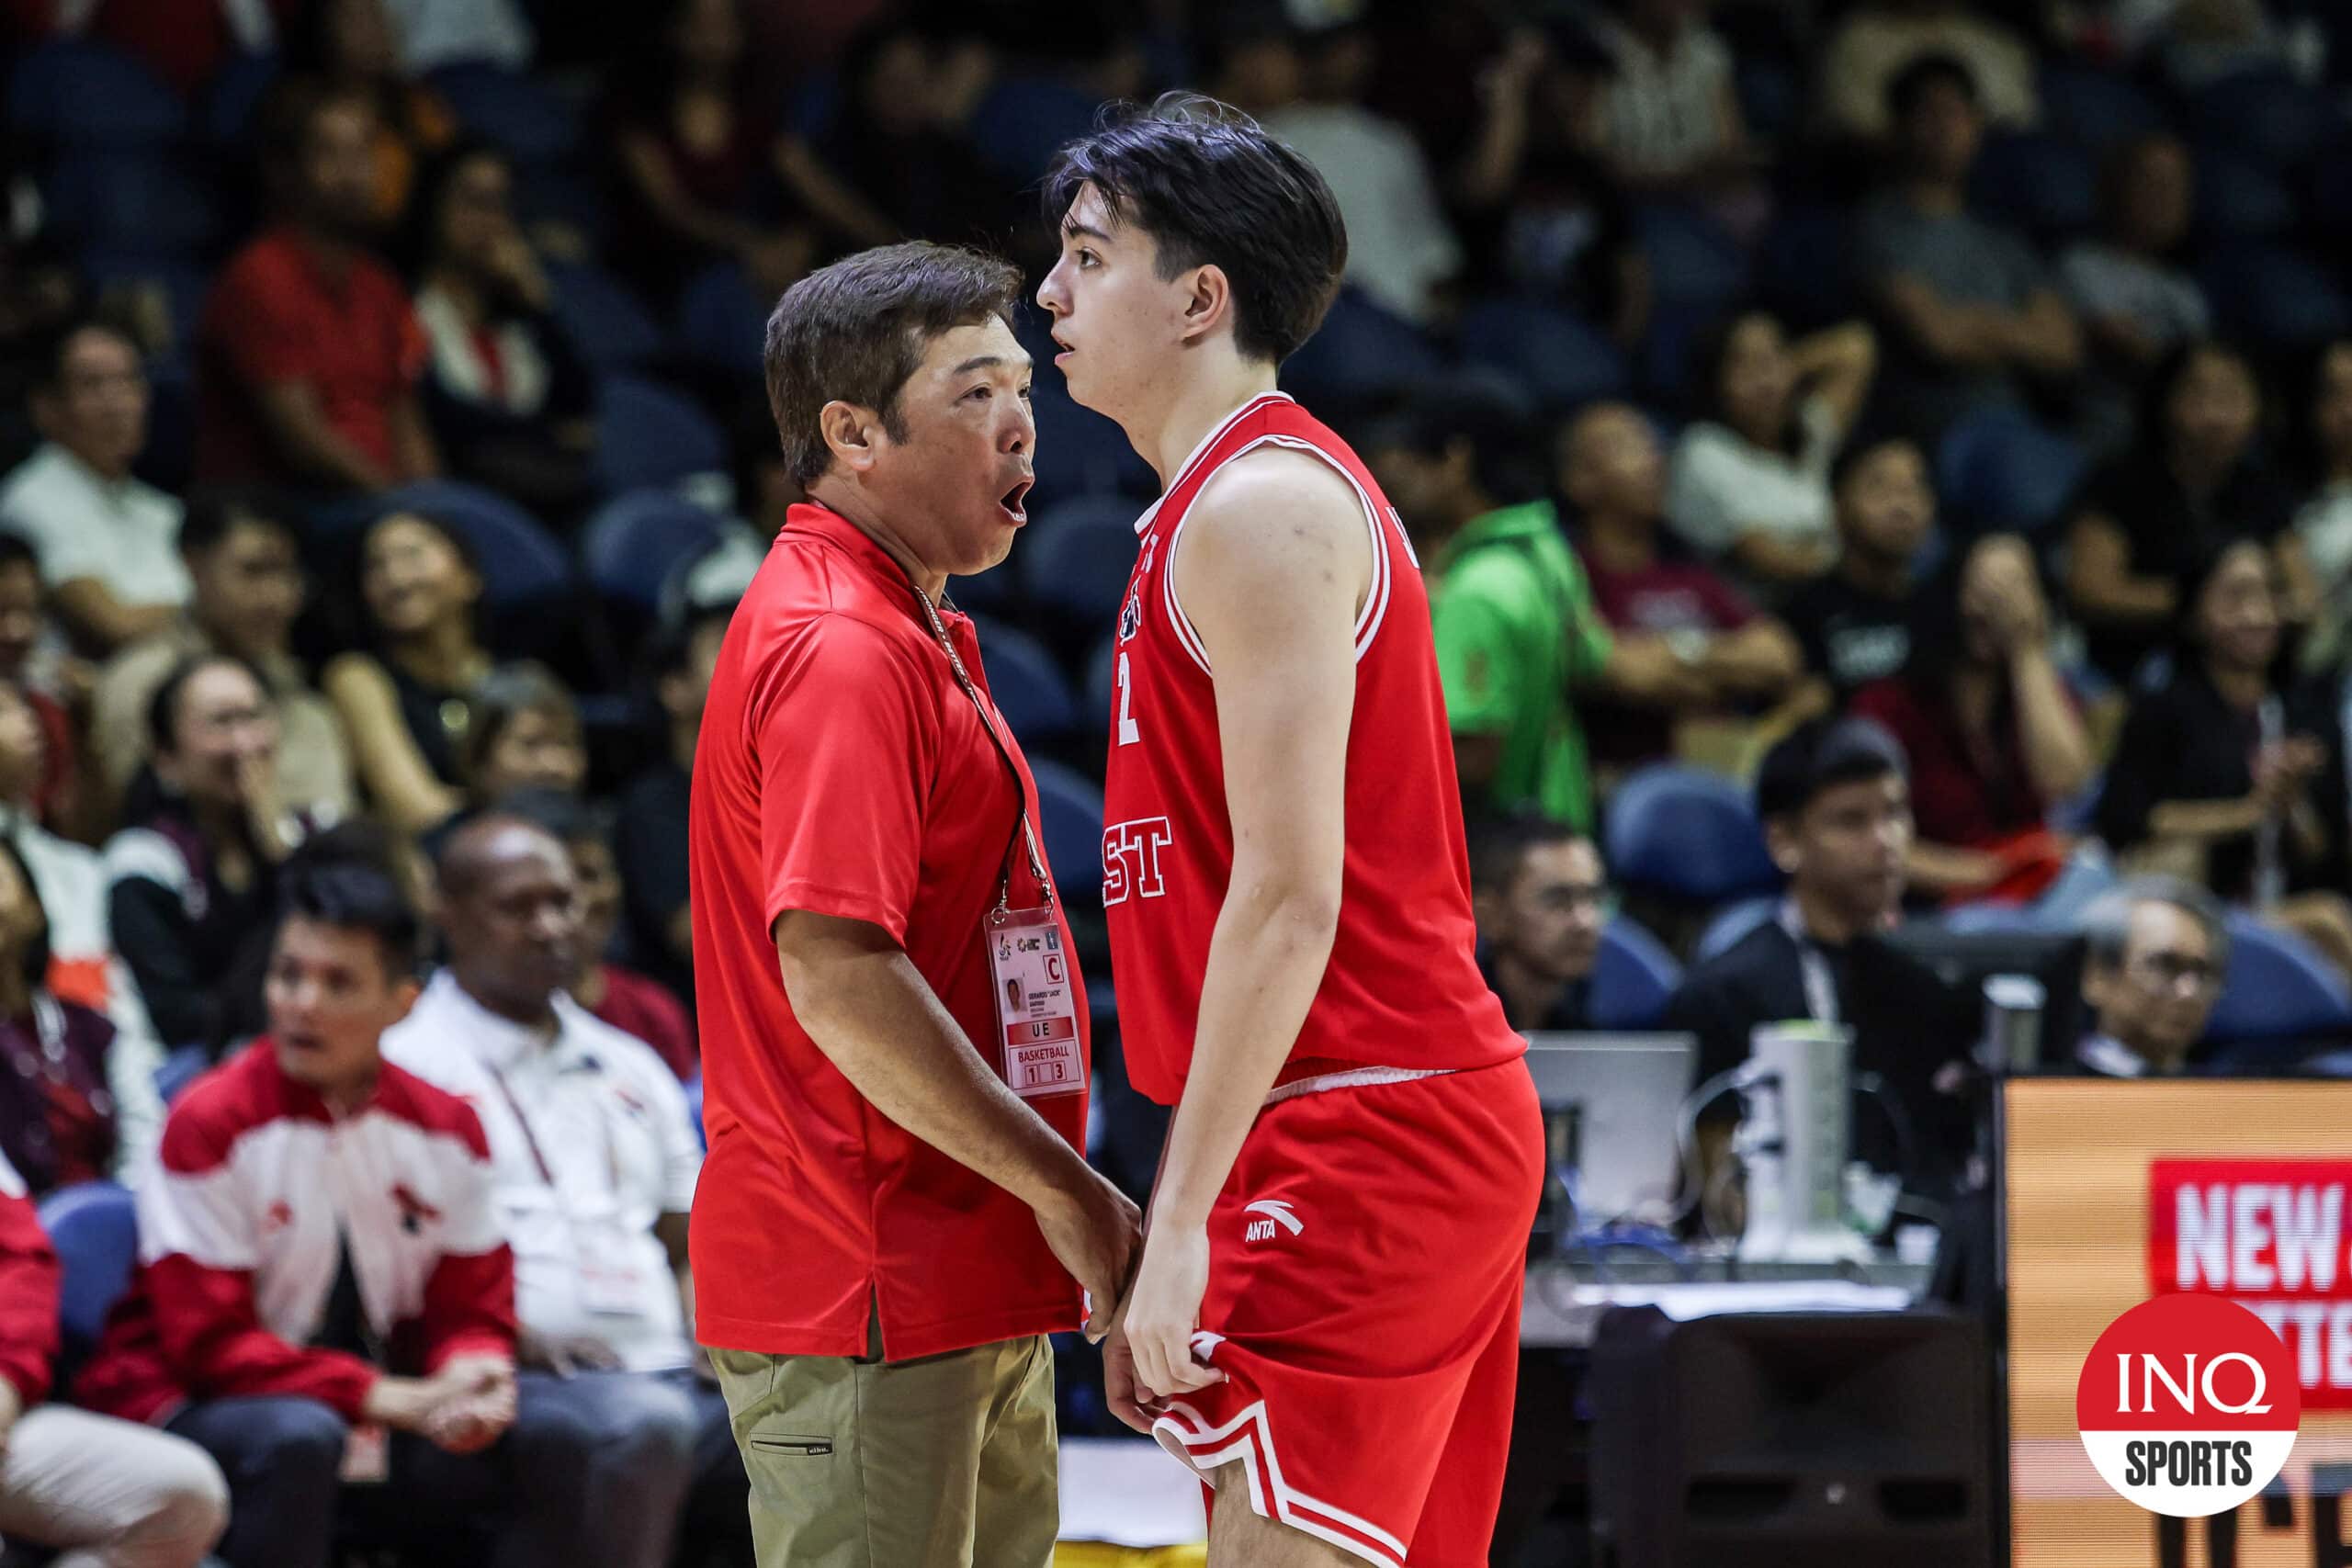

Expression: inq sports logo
xmin=2076 ymin=1293 xmax=2301 ymax=1517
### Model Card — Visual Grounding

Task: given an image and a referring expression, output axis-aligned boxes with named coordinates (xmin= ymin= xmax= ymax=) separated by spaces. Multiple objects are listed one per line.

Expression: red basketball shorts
xmin=1148 ymin=1058 xmax=1544 ymax=1567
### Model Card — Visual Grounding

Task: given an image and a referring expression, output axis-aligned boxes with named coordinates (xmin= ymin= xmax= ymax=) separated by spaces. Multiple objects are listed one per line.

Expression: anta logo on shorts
xmin=1102 ymin=817 xmax=1173 ymax=906
xmin=1244 ymin=1200 xmax=1304 ymax=1243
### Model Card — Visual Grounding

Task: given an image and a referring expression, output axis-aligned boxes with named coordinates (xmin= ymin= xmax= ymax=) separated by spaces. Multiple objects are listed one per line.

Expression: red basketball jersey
xmin=1101 ymin=391 xmax=1523 ymax=1106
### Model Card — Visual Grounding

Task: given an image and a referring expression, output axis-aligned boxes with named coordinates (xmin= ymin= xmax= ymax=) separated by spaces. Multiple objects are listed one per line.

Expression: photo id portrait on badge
xmin=989 ymin=905 xmax=1083 ymax=1100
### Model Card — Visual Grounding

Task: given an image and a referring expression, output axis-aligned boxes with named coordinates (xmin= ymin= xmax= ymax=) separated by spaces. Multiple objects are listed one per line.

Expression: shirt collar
xmin=422 ymin=969 xmax=581 ymax=1075
xmin=2076 ymin=1033 xmax=2151 ymax=1078
xmin=43 ymin=441 xmax=137 ymax=501
xmin=785 ymin=501 xmax=924 ymax=591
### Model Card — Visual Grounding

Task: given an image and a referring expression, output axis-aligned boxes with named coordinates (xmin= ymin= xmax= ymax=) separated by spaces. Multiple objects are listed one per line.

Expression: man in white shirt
xmin=384 ymin=815 xmax=749 ymax=1567
xmin=0 ymin=320 xmax=191 ymax=655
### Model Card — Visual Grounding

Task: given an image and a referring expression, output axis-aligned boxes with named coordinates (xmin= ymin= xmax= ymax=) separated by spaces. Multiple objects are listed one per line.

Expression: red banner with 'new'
xmin=2149 ymin=1158 xmax=2352 ymax=1408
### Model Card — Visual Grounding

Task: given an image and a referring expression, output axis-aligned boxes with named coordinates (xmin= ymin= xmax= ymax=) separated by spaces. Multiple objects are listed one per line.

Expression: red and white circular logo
xmin=2076 ymin=1293 xmax=2300 ymax=1517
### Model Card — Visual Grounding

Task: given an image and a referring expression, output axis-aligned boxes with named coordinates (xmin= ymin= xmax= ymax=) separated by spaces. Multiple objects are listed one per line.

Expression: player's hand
xmin=1033 ymin=1166 xmax=1142 ymax=1343
xmin=1119 ymin=1224 xmax=1224 ymax=1404
xmin=1101 ymin=1320 xmax=1166 ymax=1435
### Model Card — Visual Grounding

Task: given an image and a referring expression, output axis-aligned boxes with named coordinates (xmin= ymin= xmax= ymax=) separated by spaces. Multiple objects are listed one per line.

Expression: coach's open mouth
xmin=999 ymin=478 xmax=1033 ymax=525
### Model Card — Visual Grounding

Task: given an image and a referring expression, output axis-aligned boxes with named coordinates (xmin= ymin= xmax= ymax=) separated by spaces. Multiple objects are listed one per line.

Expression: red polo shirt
xmin=688 ymin=502 xmax=1091 ymax=1360
xmin=195 ymin=226 xmax=427 ymax=486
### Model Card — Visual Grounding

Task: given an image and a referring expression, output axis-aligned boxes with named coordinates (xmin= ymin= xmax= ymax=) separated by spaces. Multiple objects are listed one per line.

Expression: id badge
xmin=571 ymin=1224 xmax=650 ymax=1316
xmin=988 ymin=906 xmax=1084 ymax=1100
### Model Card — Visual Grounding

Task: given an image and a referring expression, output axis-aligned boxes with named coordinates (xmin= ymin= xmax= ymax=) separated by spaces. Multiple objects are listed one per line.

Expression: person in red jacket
xmin=0 ymin=1145 xmax=229 ymax=1566
xmin=74 ymin=839 xmax=533 ymax=1568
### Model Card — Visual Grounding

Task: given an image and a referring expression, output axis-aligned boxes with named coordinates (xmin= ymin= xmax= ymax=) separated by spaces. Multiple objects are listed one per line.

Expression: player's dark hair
xmin=178 ymin=488 xmax=297 ymax=558
xmin=277 ymin=824 xmax=423 ymax=981
xmin=763 ymin=241 xmax=1023 ymax=488
xmin=460 ymin=660 xmax=581 ymax=795
xmin=1755 ymin=717 xmax=1908 ymax=824
xmin=1468 ymin=808 xmax=1590 ymax=900
xmin=29 ymin=313 xmax=141 ymax=396
xmin=1828 ymin=426 xmax=1923 ymax=498
xmin=1043 ymin=95 xmax=1348 ymax=367
xmin=1887 ymin=51 xmax=1978 ymax=122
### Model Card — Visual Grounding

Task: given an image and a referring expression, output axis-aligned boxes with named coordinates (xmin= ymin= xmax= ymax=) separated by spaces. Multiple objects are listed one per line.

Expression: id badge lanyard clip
xmin=913 ymin=587 xmax=1084 ymax=1100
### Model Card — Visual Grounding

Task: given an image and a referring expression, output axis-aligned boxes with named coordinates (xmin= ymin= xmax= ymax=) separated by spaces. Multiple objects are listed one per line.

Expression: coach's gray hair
xmin=2078 ymin=876 xmax=2231 ymax=971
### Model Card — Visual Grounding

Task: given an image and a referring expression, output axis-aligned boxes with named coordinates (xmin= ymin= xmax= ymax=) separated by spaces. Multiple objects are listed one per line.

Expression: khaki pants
xmin=709 ymin=1311 xmax=1057 ymax=1568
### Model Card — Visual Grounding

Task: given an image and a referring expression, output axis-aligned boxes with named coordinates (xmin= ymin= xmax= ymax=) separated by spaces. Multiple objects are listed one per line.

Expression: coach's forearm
xmin=1152 ymin=874 xmax=1340 ymax=1233
xmin=776 ymin=915 xmax=1093 ymax=1212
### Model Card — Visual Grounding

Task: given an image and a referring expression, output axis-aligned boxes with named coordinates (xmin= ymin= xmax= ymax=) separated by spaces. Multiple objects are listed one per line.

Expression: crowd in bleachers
xmin=0 ymin=0 xmax=2350 ymax=1561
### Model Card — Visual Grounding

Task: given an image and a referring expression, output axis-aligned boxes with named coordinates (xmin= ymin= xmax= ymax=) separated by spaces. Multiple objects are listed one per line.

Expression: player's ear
xmin=818 ymin=400 xmax=882 ymax=474
xmin=1179 ymin=264 xmax=1235 ymax=347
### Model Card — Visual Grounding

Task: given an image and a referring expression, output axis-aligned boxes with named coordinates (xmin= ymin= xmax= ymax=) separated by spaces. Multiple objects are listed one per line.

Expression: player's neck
xmin=1143 ymin=359 xmax=1282 ymax=492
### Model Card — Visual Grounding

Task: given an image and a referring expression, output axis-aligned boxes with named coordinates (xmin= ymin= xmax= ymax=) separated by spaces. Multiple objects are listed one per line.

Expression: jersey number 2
xmin=1115 ymin=651 xmax=1140 ymax=747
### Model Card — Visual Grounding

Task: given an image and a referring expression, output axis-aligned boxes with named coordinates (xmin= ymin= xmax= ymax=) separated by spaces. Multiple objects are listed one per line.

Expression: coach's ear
xmin=818 ymin=399 xmax=885 ymax=475
xmin=1177 ymin=263 xmax=1236 ymax=348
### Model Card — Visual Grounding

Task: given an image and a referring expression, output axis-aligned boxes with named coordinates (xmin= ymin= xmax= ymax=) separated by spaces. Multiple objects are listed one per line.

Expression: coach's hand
xmin=1102 ymin=1322 xmax=1168 ymax=1435
xmin=1034 ymin=1165 xmax=1141 ymax=1343
xmin=1120 ymin=1224 xmax=1226 ymax=1404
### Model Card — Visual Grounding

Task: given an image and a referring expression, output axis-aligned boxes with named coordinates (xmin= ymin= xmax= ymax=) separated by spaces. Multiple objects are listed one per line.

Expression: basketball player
xmin=1035 ymin=98 xmax=1544 ymax=1568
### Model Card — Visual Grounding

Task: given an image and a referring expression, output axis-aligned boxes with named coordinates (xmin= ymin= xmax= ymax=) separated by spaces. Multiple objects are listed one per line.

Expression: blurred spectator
xmin=197 ymin=81 xmax=439 ymax=493
xmin=2096 ymin=538 xmax=2352 ymax=975
xmin=323 ymin=510 xmax=490 ymax=834
xmin=611 ymin=0 xmax=894 ymax=301
xmin=1668 ymin=315 xmax=1877 ymax=590
xmin=2064 ymin=340 xmax=2303 ymax=683
xmin=1564 ymin=401 xmax=1803 ymax=767
xmin=2135 ymin=0 xmax=2293 ymax=88
xmin=384 ymin=0 xmax=536 ymax=72
xmin=73 ymin=845 xmax=532 ymax=1568
xmin=106 ymin=655 xmax=305 ymax=1055
xmin=40 ymin=0 xmax=273 ymax=94
xmin=0 ymin=536 xmax=83 ymax=832
xmin=1587 ymin=0 xmax=1761 ymax=214
xmin=659 ymin=409 xmax=793 ymax=626
xmin=616 ymin=605 xmax=729 ymax=1004
xmin=1851 ymin=536 xmax=2095 ymax=903
xmin=2291 ymin=339 xmax=2352 ymax=671
xmin=1785 ymin=433 xmax=1939 ymax=703
xmin=0 ymin=318 xmax=190 ymax=654
xmin=1467 ymin=812 xmax=1606 ymax=1032
xmin=503 ymin=790 xmax=697 ymax=1079
xmin=0 ymin=834 xmax=120 ymax=1193
xmin=460 ymin=661 xmax=587 ymax=808
xmin=2070 ymin=877 xmax=2228 ymax=1077
xmin=408 ymin=144 xmax=597 ymax=519
xmin=386 ymin=816 xmax=744 ymax=1565
xmin=1254 ymin=21 xmax=1462 ymax=327
xmin=92 ymin=491 xmax=357 ymax=822
xmin=2061 ymin=134 xmax=2209 ymax=452
xmin=0 ymin=680 xmax=162 ymax=1165
xmin=283 ymin=0 xmax=461 ymax=229
xmin=1857 ymin=55 xmax=2082 ymax=442
xmin=1451 ymin=26 xmax=1651 ymax=348
xmin=1371 ymin=388 xmax=1680 ymax=832
xmin=1664 ymin=717 xmax=1973 ymax=1183
xmin=0 ymin=1146 xmax=229 ymax=1568
xmin=1820 ymin=0 xmax=2041 ymax=144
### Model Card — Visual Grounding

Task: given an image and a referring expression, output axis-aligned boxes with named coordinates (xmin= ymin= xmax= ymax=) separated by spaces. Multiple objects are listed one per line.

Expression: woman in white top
xmin=1668 ymin=312 xmax=1878 ymax=591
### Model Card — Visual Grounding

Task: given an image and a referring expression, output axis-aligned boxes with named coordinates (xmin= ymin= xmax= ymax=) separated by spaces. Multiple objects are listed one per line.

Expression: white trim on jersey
xmin=1159 ymin=432 xmax=1398 ymax=673
xmin=1262 ymin=1066 xmax=1455 ymax=1108
xmin=1132 ymin=392 xmax=1297 ymax=536
xmin=1152 ymin=1398 xmax=1411 ymax=1567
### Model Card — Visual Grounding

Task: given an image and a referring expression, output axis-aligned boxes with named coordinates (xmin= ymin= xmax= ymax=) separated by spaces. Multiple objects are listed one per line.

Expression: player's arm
xmin=1117 ymin=450 xmax=1369 ymax=1404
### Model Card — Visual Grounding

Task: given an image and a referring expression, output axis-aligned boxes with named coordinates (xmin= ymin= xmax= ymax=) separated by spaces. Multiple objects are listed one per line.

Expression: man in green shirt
xmin=1367 ymin=389 xmax=1695 ymax=832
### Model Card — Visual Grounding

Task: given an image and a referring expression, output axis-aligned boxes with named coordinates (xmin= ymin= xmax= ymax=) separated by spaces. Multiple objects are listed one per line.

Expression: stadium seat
xmin=1282 ymin=288 xmax=1444 ymax=415
xmin=1030 ymin=759 xmax=1106 ymax=903
xmin=550 ymin=262 xmax=668 ymax=372
xmin=36 ymin=1181 xmax=137 ymax=1349
xmin=1589 ymin=918 xmax=1683 ymax=1031
xmin=1456 ymin=298 xmax=1630 ymax=412
xmin=1031 ymin=383 xmax=1156 ymax=502
xmin=41 ymin=152 xmax=223 ymax=257
xmin=594 ymin=376 xmax=727 ymax=496
xmin=1936 ymin=407 xmax=2088 ymax=536
xmin=1753 ymin=205 xmax=1854 ymax=332
xmin=968 ymin=617 xmax=1080 ymax=744
xmin=154 ymin=1043 xmax=211 ymax=1105
xmin=2192 ymin=147 xmax=2296 ymax=237
xmin=2314 ymin=134 xmax=2352 ymax=241
xmin=428 ymin=63 xmax=582 ymax=164
xmin=582 ymin=490 xmax=728 ymax=613
xmin=2205 ymin=914 xmax=2352 ymax=1044
xmin=1603 ymin=766 xmax=1781 ymax=905
xmin=203 ymin=51 xmax=279 ymax=150
xmin=365 ymin=480 xmax=574 ymax=619
xmin=1082 ymin=635 xmax=1118 ymax=736
xmin=948 ymin=558 xmax=1017 ymax=615
xmin=676 ymin=261 xmax=768 ymax=378
xmin=1634 ymin=200 xmax=1749 ymax=310
xmin=2200 ymin=243 xmax=2352 ymax=347
xmin=967 ymin=75 xmax=1101 ymax=184
xmin=1970 ymin=132 xmax=2098 ymax=239
xmin=2188 ymin=69 xmax=2333 ymax=170
xmin=7 ymin=39 xmax=186 ymax=148
xmin=2036 ymin=62 xmax=2164 ymax=152
xmin=1021 ymin=496 xmax=1142 ymax=625
xmin=1694 ymin=896 xmax=1778 ymax=964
